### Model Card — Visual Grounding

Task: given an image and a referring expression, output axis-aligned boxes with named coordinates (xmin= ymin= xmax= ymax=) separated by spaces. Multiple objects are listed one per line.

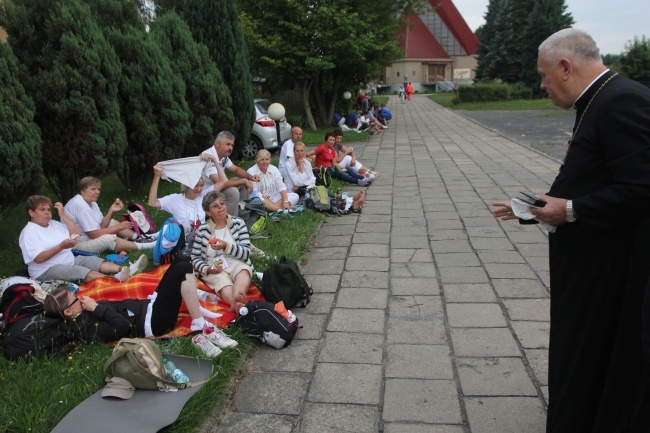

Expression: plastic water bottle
xmin=163 ymin=358 xmax=189 ymax=384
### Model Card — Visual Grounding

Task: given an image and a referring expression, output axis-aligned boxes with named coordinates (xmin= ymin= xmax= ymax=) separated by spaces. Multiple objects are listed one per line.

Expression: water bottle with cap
xmin=163 ymin=358 xmax=189 ymax=383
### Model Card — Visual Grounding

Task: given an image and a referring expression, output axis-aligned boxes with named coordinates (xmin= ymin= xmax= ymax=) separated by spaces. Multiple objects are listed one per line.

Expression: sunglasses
xmin=209 ymin=201 xmax=226 ymax=210
xmin=64 ymin=283 xmax=81 ymax=310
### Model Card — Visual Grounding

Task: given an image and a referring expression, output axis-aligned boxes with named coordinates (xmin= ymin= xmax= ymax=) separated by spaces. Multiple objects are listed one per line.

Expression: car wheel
xmin=243 ymin=136 xmax=261 ymax=159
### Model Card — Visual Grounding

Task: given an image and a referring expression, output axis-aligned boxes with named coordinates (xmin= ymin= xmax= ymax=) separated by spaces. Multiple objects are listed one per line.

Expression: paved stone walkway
xmin=213 ymin=95 xmax=560 ymax=433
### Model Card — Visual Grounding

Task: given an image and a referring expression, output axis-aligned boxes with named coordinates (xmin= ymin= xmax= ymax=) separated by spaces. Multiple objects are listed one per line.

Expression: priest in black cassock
xmin=493 ymin=28 xmax=650 ymax=433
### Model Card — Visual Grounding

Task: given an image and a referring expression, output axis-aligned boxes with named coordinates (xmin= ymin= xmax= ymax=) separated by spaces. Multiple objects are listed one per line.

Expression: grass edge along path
xmin=427 ymin=92 xmax=559 ymax=111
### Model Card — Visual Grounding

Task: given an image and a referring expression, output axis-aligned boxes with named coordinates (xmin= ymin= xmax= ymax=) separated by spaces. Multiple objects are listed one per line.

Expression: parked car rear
xmin=242 ymin=99 xmax=291 ymax=159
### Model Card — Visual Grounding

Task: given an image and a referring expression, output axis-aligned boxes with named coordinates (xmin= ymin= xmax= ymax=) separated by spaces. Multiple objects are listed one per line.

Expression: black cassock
xmin=546 ymin=70 xmax=650 ymax=432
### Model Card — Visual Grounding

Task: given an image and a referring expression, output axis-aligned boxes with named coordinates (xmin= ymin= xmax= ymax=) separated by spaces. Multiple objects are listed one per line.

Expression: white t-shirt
xmin=64 ymin=194 xmax=104 ymax=242
xmin=19 ymin=220 xmax=75 ymax=279
xmin=278 ymin=139 xmax=295 ymax=180
xmin=158 ymin=192 xmax=208 ymax=235
xmin=285 ymin=158 xmax=316 ymax=190
xmin=202 ymin=145 xmax=233 ymax=188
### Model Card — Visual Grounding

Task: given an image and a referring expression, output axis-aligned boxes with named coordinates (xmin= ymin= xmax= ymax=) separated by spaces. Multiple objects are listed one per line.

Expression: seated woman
xmin=19 ymin=195 xmax=147 ymax=283
xmin=307 ymin=132 xmax=370 ymax=186
xmin=64 ymin=177 xmax=155 ymax=254
xmin=191 ymin=192 xmax=253 ymax=311
xmin=247 ymin=149 xmax=299 ymax=212
xmin=43 ymin=259 xmax=236 ymax=356
xmin=148 ymin=154 xmax=227 ymax=239
xmin=284 ymin=142 xmax=316 ymax=198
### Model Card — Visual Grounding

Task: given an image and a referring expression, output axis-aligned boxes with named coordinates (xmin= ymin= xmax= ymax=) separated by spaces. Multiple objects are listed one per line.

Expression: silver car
xmin=242 ymin=99 xmax=292 ymax=159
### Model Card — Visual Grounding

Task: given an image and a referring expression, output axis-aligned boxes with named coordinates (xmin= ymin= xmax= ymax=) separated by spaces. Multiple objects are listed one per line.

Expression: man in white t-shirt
xmin=202 ymin=131 xmax=260 ymax=216
xmin=19 ymin=196 xmax=146 ymax=282
xmin=64 ymin=177 xmax=156 ymax=254
xmin=278 ymin=126 xmax=303 ymax=181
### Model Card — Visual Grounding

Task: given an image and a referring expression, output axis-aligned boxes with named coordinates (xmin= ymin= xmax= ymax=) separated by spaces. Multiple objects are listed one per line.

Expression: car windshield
xmin=255 ymin=100 xmax=270 ymax=114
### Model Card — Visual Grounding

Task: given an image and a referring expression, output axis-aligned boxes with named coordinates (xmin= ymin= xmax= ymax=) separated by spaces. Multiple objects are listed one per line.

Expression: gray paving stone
xmin=389 ymin=295 xmax=444 ymax=320
xmin=304 ymin=275 xmax=339 ymax=293
xmin=306 ymin=247 xmax=348 ymax=261
xmin=217 ymin=413 xmax=296 ymax=433
xmin=492 ymin=279 xmax=549 ymax=298
xmin=340 ymin=270 xmax=388 ymax=288
xmin=336 ymin=287 xmax=388 ymax=309
xmin=314 ymin=234 xmax=352 ymax=248
xmin=465 ymin=397 xmax=546 ymax=433
xmin=516 ymin=243 xmax=548 ymax=257
xmin=390 ymin=235 xmax=432 ymax=248
xmin=526 ymin=255 xmax=550 ymax=272
xmin=477 ymin=250 xmax=526 ymax=264
xmin=301 ymin=259 xmax=345 ymax=275
xmin=456 ymin=357 xmax=538 ymax=396
xmin=466 ymin=226 xmax=504 ymax=237
xmin=353 ymin=232 xmax=390 ymax=244
xmin=391 ymin=277 xmax=439 ymax=295
xmin=446 ymin=303 xmax=507 ymax=327
xmin=442 ymin=283 xmax=497 ymax=303
xmin=503 ymin=298 xmax=550 ymax=321
xmin=390 ymin=226 xmax=425 ymax=236
xmin=484 ymin=263 xmax=539 ymax=279
xmin=386 ymin=344 xmax=454 ymax=379
xmin=439 ymin=266 xmax=489 ymax=284
xmin=300 ymin=403 xmax=378 ymax=433
xmin=305 ymin=293 xmax=335 ymax=314
xmin=327 ymin=308 xmax=385 ymax=334
xmin=525 ymin=348 xmax=549 ymax=386
xmin=356 ymin=222 xmax=390 ymax=233
xmin=428 ymin=230 xmax=469 ymax=241
xmin=387 ymin=318 xmax=447 ymax=344
xmin=435 ymin=252 xmax=481 ymax=267
xmin=391 ymin=248 xmax=433 ymax=263
xmin=293 ymin=313 xmax=327 ymax=340
xmin=470 ymin=237 xmax=515 ymax=250
xmin=251 ymin=340 xmax=319 ymax=373
xmin=384 ymin=424 xmax=465 ymax=433
xmin=349 ymin=243 xmax=389 ymax=257
xmin=235 ymin=371 xmax=310 ymax=414
xmin=358 ymin=214 xmax=391 ymax=223
xmin=345 ymin=256 xmax=390 ymax=271
xmin=383 ymin=379 xmax=462 ymax=423
xmin=389 ymin=262 xmax=437 ymax=278
xmin=511 ymin=321 xmax=550 ymax=349
xmin=318 ymin=332 xmax=384 ymax=364
xmin=318 ymin=223 xmax=356 ymax=236
xmin=507 ymin=230 xmax=548 ymax=243
xmin=308 ymin=363 xmax=382 ymax=405
xmin=450 ymin=327 xmax=521 ymax=357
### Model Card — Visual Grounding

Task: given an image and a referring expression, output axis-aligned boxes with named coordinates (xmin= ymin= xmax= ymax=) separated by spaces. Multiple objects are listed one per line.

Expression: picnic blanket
xmin=78 ymin=264 xmax=263 ymax=337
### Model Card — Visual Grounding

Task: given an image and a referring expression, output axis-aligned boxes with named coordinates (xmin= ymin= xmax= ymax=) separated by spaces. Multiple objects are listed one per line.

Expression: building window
xmin=397 ymin=71 xmax=400 ymax=77
xmin=413 ymin=71 xmax=416 ymax=76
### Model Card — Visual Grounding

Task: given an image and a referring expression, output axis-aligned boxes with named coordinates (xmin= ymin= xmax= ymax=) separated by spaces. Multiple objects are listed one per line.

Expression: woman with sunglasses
xmin=191 ymin=191 xmax=252 ymax=311
xmin=43 ymin=260 xmax=224 ymax=343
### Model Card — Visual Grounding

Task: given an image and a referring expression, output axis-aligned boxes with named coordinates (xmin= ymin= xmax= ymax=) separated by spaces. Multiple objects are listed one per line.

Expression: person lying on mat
xmin=191 ymin=191 xmax=253 ymax=311
xmin=43 ymin=260 xmax=228 ymax=343
xmin=247 ymin=149 xmax=299 ymax=212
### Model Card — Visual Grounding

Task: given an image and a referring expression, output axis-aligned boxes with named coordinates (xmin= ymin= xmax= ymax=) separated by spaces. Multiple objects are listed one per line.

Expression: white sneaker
xmin=358 ymin=177 xmax=370 ymax=186
xmin=192 ymin=334 xmax=223 ymax=358
xmin=129 ymin=254 xmax=148 ymax=276
xmin=203 ymin=326 xmax=239 ymax=349
xmin=114 ymin=266 xmax=130 ymax=282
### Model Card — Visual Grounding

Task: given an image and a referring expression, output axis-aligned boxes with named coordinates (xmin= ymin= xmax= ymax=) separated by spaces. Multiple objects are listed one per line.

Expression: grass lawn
xmin=427 ymin=92 xmax=560 ymax=110
xmin=0 ymin=154 xmax=352 ymax=433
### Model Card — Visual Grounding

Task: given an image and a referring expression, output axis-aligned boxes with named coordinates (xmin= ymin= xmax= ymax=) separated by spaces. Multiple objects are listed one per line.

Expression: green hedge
xmin=458 ymin=81 xmax=534 ymax=103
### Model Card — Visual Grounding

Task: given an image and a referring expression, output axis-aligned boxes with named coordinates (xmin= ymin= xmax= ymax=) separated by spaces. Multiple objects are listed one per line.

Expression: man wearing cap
xmin=202 ymin=131 xmax=260 ymax=216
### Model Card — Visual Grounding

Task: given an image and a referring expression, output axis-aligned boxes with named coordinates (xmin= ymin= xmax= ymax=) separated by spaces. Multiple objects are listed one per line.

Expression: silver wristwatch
xmin=566 ymin=200 xmax=576 ymax=222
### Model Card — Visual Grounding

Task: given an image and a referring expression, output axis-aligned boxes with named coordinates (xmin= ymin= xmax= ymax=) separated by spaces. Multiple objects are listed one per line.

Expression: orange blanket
xmin=78 ymin=264 xmax=263 ymax=338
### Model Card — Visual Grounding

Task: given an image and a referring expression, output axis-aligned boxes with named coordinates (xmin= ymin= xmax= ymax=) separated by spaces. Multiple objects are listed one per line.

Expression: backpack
xmin=229 ymin=300 xmax=300 ymax=349
xmin=261 ymin=256 xmax=313 ymax=309
xmin=239 ymin=199 xmax=269 ymax=238
xmin=305 ymin=185 xmax=345 ymax=216
xmin=103 ymin=338 xmax=207 ymax=390
xmin=1 ymin=284 xmax=72 ymax=361
xmin=313 ymin=166 xmax=332 ymax=188
xmin=153 ymin=217 xmax=185 ymax=265
xmin=121 ymin=203 xmax=156 ymax=238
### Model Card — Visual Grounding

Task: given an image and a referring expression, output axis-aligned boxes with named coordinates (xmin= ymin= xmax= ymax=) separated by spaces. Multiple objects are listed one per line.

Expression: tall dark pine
xmin=150 ymin=12 xmax=235 ymax=157
xmin=175 ymin=0 xmax=254 ymax=154
xmin=92 ymin=0 xmax=192 ymax=188
xmin=0 ymin=42 xmax=43 ymax=215
xmin=1 ymin=0 xmax=126 ymax=201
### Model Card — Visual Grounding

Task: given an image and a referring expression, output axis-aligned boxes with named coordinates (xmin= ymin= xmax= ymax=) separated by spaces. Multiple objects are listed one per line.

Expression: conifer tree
xmin=174 ymin=0 xmax=254 ymax=155
xmin=1 ymin=0 xmax=126 ymax=201
xmin=150 ymin=12 xmax=235 ymax=157
xmin=0 ymin=42 xmax=43 ymax=216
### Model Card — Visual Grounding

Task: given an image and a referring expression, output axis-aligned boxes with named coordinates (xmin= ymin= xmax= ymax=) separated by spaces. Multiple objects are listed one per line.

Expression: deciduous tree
xmin=620 ymin=36 xmax=650 ymax=88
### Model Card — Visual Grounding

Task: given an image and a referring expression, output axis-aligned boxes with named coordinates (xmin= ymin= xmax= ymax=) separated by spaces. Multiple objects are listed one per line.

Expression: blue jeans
xmin=328 ymin=167 xmax=364 ymax=184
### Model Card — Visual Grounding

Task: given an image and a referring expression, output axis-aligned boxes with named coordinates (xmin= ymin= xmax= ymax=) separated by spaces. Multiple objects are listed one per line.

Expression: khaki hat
xmin=101 ymin=377 xmax=135 ymax=400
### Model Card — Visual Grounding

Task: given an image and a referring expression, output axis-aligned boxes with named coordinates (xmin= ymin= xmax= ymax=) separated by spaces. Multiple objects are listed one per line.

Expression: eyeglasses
xmin=209 ymin=201 xmax=226 ymax=209
xmin=64 ymin=295 xmax=80 ymax=311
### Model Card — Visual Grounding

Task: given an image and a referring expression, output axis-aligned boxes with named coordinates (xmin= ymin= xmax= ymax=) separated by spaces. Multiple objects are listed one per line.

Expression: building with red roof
xmin=382 ymin=0 xmax=480 ymax=91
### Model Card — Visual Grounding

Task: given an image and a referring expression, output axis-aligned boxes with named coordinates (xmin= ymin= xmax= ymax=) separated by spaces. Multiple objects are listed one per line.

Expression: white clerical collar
xmin=572 ymin=69 xmax=610 ymax=109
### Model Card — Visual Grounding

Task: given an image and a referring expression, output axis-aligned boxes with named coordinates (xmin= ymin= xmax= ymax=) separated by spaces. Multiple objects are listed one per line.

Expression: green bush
xmin=510 ymin=82 xmax=534 ymax=100
xmin=458 ymin=82 xmax=509 ymax=102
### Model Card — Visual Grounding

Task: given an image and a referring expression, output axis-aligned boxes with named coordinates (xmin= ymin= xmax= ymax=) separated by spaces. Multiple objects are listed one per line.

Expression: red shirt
xmin=314 ymin=143 xmax=337 ymax=168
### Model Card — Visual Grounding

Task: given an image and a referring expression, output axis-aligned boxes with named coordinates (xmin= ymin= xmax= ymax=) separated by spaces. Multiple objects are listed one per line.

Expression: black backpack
xmin=261 ymin=256 xmax=313 ymax=309
xmin=229 ymin=300 xmax=299 ymax=349
xmin=0 ymin=284 xmax=72 ymax=361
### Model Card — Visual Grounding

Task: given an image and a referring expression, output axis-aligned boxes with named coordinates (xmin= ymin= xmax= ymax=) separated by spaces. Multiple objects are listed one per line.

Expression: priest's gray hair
xmin=539 ymin=28 xmax=602 ymax=66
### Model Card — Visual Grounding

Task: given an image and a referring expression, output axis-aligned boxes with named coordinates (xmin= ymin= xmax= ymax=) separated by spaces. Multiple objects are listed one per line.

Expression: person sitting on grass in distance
xmin=247 ymin=149 xmax=299 ymax=212
xmin=379 ymin=104 xmax=393 ymax=123
xmin=369 ymin=105 xmax=388 ymax=129
xmin=19 ymin=195 xmax=147 ymax=283
xmin=284 ymin=142 xmax=316 ymax=199
xmin=356 ymin=110 xmax=383 ymax=135
xmin=148 ymin=154 xmax=227 ymax=240
xmin=64 ymin=177 xmax=156 ymax=254
xmin=191 ymin=192 xmax=252 ymax=312
xmin=43 ymin=259 xmax=236 ymax=356
xmin=332 ymin=129 xmax=377 ymax=180
xmin=307 ymin=132 xmax=371 ymax=186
